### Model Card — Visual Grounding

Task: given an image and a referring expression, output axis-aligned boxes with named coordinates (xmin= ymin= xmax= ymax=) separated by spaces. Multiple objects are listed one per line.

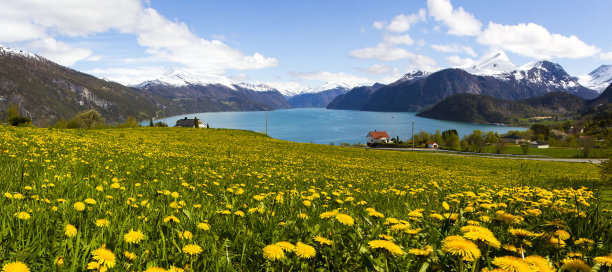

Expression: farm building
xmin=427 ymin=142 xmax=439 ymax=149
xmin=175 ymin=117 xmax=207 ymax=128
xmin=366 ymin=131 xmax=390 ymax=146
xmin=501 ymin=134 xmax=524 ymax=144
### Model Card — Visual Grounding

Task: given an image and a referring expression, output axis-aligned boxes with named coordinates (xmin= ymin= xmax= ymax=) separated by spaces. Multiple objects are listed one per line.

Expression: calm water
xmin=151 ymin=108 xmax=525 ymax=145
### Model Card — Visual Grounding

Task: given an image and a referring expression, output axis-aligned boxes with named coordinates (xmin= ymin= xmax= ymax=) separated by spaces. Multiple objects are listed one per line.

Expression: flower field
xmin=0 ymin=126 xmax=610 ymax=271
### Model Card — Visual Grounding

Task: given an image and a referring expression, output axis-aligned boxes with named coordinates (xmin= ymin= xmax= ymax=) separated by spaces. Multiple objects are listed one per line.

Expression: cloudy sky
xmin=1 ymin=0 xmax=610 ymax=89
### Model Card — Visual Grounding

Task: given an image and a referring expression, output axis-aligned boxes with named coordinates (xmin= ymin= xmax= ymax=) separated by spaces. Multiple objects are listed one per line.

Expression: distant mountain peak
xmin=135 ymin=68 xmax=237 ymax=90
xmin=464 ymin=51 xmax=517 ymax=76
xmin=0 ymin=44 xmax=43 ymax=61
xmin=578 ymin=65 xmax=612 ymax=92
xmin=395 ymin=70 xmax=431 ymax=84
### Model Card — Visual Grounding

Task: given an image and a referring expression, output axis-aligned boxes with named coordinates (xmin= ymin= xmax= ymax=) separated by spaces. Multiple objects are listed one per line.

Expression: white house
xmin=427 ymin=142 xmax=439 ymax=149
xmin=367 ymin=131 xmax=390 ymax=146
xmin=175 ymin=117 xmax=207 ymax=128
xmin=501 ymin=134 xmax=524 ymax=144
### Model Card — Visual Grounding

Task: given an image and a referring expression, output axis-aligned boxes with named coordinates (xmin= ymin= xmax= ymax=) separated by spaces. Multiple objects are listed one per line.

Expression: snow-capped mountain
xmin=463 ymin=51 xmax=517 ymax=76
xmin=0 ymin=44 xmax=42 ymax=60
xmin=393 ymin=71 xmax=431 ymax=84
xmin=578 ymin=65 xmax=612 ymax=92
xmin=133 ymin=68 xmax=237 ymax=90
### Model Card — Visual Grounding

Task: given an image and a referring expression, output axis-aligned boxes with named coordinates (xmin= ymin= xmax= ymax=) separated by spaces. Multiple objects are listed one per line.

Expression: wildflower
xmin=294 ymin=242 xmax=316 ymax=259
xmin=65 ymin=224 xmax=77 ymax=237
xmin=594 ymin=253 xmax=612 ymax=267
xmin=319 ymin=210 xmax=338 ymax=219
xmin=461 ymin=225 xmax=501 ymax=248
xmin=430 ymin=213 xmax=444 ymax=220
xmin=234 ymin=211 xmax=245 ymax=217
xmin=554 ymin=229 xmax=570 ymax=240
xmin=298 ymin=213 xmax=309 ymax=219
xmin=302 ymin=200 xmax=311 ymax=206
xmin=524 ymin=255 xmax=554 ymax=272
xmin=442 ymin=201 xmax=450 ymax=210
xmin=123 ymin=230 xmax=145 ymax=244
xmin=275 ymin=241 xmax=295 ymax=252
xmin=335 ymin=214 xmax=354 ymax=226
xmin=408 ymin=246 xmax=434 ymax=256
xmin=182 ymin=244 xmax=203 ymax=256
xmin=379 ymin=234 xmax=393 ymax=240
xmin=509 ymin=228 xmax=538 ymax=238
xmin=95 ymin=219 xmax=110 ymax=228
xmin=14 ymin=212 xmax=30 ymax=220
xmin=441 ymin=236 xmax=481 ymax=261
xmin=163 ymin=215 xmax=180 ymax=223
xmin=144 ymin=267 xmax=166 ymax=272
xmin=92 ymin=245 xmax=116 ymax=268
xmin=262 ymin=244 xmax=285 ymax=261
xmin=560 ymin=258 xmax=591 ymax=271
xmin=368 ymin=240 xmax=404 ymax=256
xmin=549 ymin=237 xmax=566 ymax=248
xmin=84 ymin=198 xmax=96 ymax=205
xmin=491 ymin=256 xmax=531 ymax=272
xmin=314 ymin=236 xmax=332 ymax=245
xmin=197 ymin=222 xmax=210 ymax=230
xmin=55 ymin=256 xmax=64 ymax=266
xmin=73 ymin=202 xmax=86 ymax=211
xmin=124 ymin=251 xmax=137 ymax=261
xmin=1 ymin=261 xmax=30 ymax=272
xmin=179 ymin=231 xmax=193 ymax=240
xmin=86 ymin=261 xmax=100 ymax=270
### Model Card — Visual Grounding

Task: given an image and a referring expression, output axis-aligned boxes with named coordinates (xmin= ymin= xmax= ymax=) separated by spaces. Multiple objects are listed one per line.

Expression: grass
xmin=482 ymin=145 xmax=612 ymax=158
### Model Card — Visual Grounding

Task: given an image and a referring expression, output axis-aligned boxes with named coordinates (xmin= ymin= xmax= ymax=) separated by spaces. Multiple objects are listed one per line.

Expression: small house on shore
xmin=367 ymin=131 xmax=390 ymax=146
xmin=427 ymin=142 xmax=439 ymax=149
xmin=501 ymin=134 xmax=524 ymax=144
xmin=175 ymin=117 xmax=207 ymax=128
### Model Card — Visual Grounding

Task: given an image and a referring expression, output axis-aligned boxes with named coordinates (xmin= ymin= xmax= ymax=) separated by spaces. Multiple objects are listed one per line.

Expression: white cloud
xmin=446 ymin=55 xmax=474 ymax=67
xmin=350 ymin=43 xmax=415 ymax=61
xmin=291 ymin=71 xmax=373 ymax=86
xmin=88 ymin=66 xmax=167 ymax=85
xmin=373 ymin=21 xmax=386 ymax=30
xmin=427 ymin=0 xmax=481 ymax=36
xmin=26 ymin=38 xmax=92 ymax=66
xmin=385 ymin=9 xmax=426 ymax=33
xmin=0 ymin=0 xmax=278 ymax=79
xmin=477 ymin=22 xmax=600 ymax=59
xmin=383 ymin=34 xmax=414 ymax=46
xmin=431 ymin=44 xmax=477 ymax=57
xmin=356 ymin=64 xmax=398 ymax=75
xmin=600 ymin=51 xmax=612 ymax=61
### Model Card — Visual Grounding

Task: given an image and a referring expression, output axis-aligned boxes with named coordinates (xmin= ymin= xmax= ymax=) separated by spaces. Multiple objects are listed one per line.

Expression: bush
xmin=154 ymin=122 xmax=168 ymax=127
xmin=8 ymin=116 xmax=31 ymax=126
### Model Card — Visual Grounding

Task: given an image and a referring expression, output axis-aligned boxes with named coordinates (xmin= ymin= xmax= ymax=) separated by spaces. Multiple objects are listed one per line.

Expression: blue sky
xmin=1 ymin=0 xmax=611 ymax=89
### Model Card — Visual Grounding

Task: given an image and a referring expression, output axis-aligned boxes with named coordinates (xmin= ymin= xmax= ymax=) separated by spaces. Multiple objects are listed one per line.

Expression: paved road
xmin=370 ymin=147 xmax=606 ymax=164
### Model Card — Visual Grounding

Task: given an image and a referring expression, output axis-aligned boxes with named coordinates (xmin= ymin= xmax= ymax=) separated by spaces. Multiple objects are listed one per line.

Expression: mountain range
xmin=328 ymin=51 xmax=602 ymax=112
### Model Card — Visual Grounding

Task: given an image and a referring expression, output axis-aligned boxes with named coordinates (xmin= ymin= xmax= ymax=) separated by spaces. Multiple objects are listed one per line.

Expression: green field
xmin=482 ymin=145 xmax=612 ymax=158
xmin=0 ymin=126 xmax=610 ymax=271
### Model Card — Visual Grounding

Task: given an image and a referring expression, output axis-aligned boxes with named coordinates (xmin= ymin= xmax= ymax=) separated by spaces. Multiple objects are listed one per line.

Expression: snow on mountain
xmin=463 ymin=51 xmax=517 ymax=76
xmin=0 ymin=44 xmax=44 ymax=61
xmin=235 ymin=82 xmax=278 ymax=92
xmin=134 ymin=68 xmax=237 ymax=90
xmin=578 ymin=65 xmax=612 ymax=92
xmin=394 ymin=71 xmax=431 ymax=84
xmin=309 ymin=82 xmax=355 ymax=93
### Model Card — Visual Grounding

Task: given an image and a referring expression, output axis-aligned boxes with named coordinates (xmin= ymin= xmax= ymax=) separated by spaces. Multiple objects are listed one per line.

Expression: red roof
xmin=368 ymin=131 xmax=389 ymax=139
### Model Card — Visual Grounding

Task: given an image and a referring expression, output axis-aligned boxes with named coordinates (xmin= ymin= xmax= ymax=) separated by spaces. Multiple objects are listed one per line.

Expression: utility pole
xmin=411 ymin=121 xmax=415 ymax=151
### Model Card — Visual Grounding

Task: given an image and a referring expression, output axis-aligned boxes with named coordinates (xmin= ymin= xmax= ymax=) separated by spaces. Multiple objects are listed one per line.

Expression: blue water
xmin=148 ymin=108 xmax=525 ymax=145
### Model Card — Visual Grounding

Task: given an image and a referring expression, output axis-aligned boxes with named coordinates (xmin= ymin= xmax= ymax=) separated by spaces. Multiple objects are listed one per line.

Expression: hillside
xmin=288 ymin=87 xmax=349 ymax=108
xmin=416 ymin=92 xmax=586 ymax=124
xmin=0 ymin=46 xmax=177 ymax=125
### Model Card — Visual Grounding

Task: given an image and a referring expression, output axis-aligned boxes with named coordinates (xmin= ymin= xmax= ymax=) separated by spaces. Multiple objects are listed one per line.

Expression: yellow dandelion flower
xmin=92 ymin=245 xmax=116 ymax=268
xmin=95 ymin=219 xmax=110 ymax=228
xmin=263 ymin=244 xmax=285 ymax=261
xmin=73 ymin=202 xmax=86 ymax=211
xmin=144 ymin=267 xmax=166 ymax=272
xmin=14 ymin=212 xmax=30 ymax=220
xmin=430 ymin=213 xmax=444 ymax=220
xmin=408 ymin=246 xmax=433 ymax=256
xmin=319 ymin=210 xmax=338 ymax=219
xmin=168 ymin=266 xmax=184 ymax=272
xmin=86 ymin=261 xmax=100 ymax=270
xmin=549 ymin=237 xmax=566 ymax=248
xmin=335 ymin=214 xmax=354 ymax=226
xmin=554 ymin=229 xmax=570 ymax=240
xmin=234 ymin=211 xmax=245 ymax=217
xmin=163 ymin=215 xmax=180 ymax=223
xmin=390 ymin=223 xmax=410 ymax=232
xmin=461 ymin=225 xmax=501 ymax=248
xmin=179 ymin=231 xmax=193 ymax=240
xmin=368 ymin=240 xmax=404 ymax=256
xmin=560 ymin=258 xmax=591 ymax=272
xmin=441 ymin=236 xmax=481 ymax=261
xmin=314 ymin=236 xmax=332 ymax=246
xmin=294 ymin=242 xmax=316 ymax=259
xmin=1 ymin=261 xmax=30 ymax=272
xmin=124 ymin=251 xmax=137 ymax=261
xmin=508 ymin=228 xmax=538 ymax=238
xmin=84 ymin=198 xmax=96 ymax=205
xmin=442 ymin=201 xmax=450 ymax=210
xmin=197 ymin=222 xmax=210 ymax=230
xmin=182 ymin=244 xmax=203 ymax=256
xmin=574 ymin=238 xmax=595 ymax=245
xmin=524 ymin=255 xmax=554 ymax=272
xmin=379 ymin=234 xmax=393 ymax=240
xmin=594 ymin=254 xmax=612 ymax=267
xmin=298 ymin=213 xmax=309 ymax=219
xmin=275 ymin=241 xmax=295 ymax=252
xmin=491 ymin=256 xmax=531 ymax=272
xmin=65 ymin=224 xmax=77 ymax=237
xmin=55 ymin=256 xmax=64 ymax=266
xmin=123 ymin=229 xmax=145 ymax=244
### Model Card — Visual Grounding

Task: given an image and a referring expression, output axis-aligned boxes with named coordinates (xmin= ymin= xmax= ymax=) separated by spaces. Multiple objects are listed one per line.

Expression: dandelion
xmin=163 ymin=215 xmax=180 ymax=223
xmin=314 ymin=236 xmax=332 ymax=245
xmin=379 ymin=234 xmax=393 ymax=240
xmin=524 ymin=255 xmax=554 ymax=272
xmin=442 ymin=201 xmax=450 ymax=210
xmin=144 ymin=267 xmax=166 ymax=272
xmin=294 ymin=242 xmax=316 ymax=259
xmin=92 ymin=245 xmax=116 ymax=268
xmin=368 ymin=240 xmax=404 ymax=256
xmin=182 ymin=244 xmax=203 ymax=256
xmin=86 ymin=261 xmax=100 ymax=270
xmin=1 ymin=261 xmax=30 ymax=272
xmin=179 ymin=231 xmax=193 ymax=240
xmin=197 ymin=222 xmax=210 ymax=230
xmin=263 ymin=244 xmax=285 ymax=261
xmin=65 ymin=224 xmax=77 ymax=237
xmin=298 ymin=213 xmax=309 ymax=219
xmin=84 ymin=198 xmax=96 ymax=205
xmin=123 ymin=229 xmax=145 ymax=244
xmin=461 ymin=225 xmax=501 ymax=248
xmin=408 ymin=246 xmax=433 ymax=256
xmin=491 ymin=256 xmax=531 ymax=272
xmin=319 ymin=210 xmax=338 ymax=219
xmin=335 ymin=214 xmax=354 ymax=226
xmin=441 ymin=236 xmax=481 ymax=261
xmin=14 ymin=212 xmax=30 ymax=220
xmin=95 ymin=219 xmax=110 ymax=228
xmin=594 ymin=253 xmax=612 ymax=267
xmin=234 ymin=211 xmax=245 ymax=217
xmin=508 ymin=228 xmax=538 ymax=238
xmin=124 ymin=251 xmax=137 ymax=261
xmin=560 ymin=258 xmax=591 ymax=272
xmin=275 ymin=241 xmax=295 ymax=252
xmin=73 ymin=202 xmax=86 ymax=211
xmin=554 ymin=229 xmax=570 ymax=240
